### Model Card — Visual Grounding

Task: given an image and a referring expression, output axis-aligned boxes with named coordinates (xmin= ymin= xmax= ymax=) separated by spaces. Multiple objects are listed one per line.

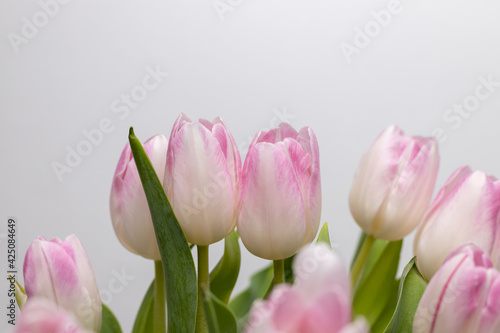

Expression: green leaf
xmin=352 ymin=239 xmax=402 ymax=327
xmin=356 ymin=238 xmax=390 ymax=289
xmin=203 ymin=289 xmax=238 ymax=333
xmin=210 ymin=231 xmax=241 ymax=304
xmin=228 ymin=266 xmax=273 ymax=319
xmin=100 ymin=304 xmax=122 ymax=333
xmin=316 ymin=223 xmax=331 ymax=247
xmin=129 ymin=128 xmax=197 ymax=333
xmin=132 ymin=280 xmax=155 ymax=333
xmin=371 ymin=279 xmax=399 ymax=333
xmin=385 ymin=257 xmax=428 ymax=333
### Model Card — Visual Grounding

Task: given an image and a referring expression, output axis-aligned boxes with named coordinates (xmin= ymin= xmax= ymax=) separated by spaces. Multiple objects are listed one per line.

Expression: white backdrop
xmin=1 ymin=0 xmax=500 ymax=331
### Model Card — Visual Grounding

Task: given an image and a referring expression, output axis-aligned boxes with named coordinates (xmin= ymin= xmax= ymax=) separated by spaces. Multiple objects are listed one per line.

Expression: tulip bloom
xmin=14 ymin=298 xmax=93 ymax=333
xmin=245 ymin=244 xmax=368 ymax=333
xmin=237 ymin=123 xmax=321 ymax=260
xmin=414 ymin=166 xmax=500 ymax=279
xmin=23 ymin=235 xmax=101 ymax=332
xmin=110 ymin=134 xmax=168 ymax=260
xmin=349 ymin=126 xmax=439 ymax=240
xmin=164 ymin=114 xmax=241 ymax=245
xmin=413 ymin=244 xmax=500 ymax=333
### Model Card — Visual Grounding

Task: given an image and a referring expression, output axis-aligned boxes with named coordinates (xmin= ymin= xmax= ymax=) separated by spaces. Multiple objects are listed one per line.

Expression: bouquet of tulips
xmin=12 ymin=114 xmax=500 ymax=333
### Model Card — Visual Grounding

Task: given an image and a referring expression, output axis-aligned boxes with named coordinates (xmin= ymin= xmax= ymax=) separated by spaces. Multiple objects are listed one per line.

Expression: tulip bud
xmin=349 ymin=126 xmax=439 ymax=240
xmin=163 ymin=114 xmax=241 ymax=245
xmin=245 ymin=244 xmax=368 ymax=333
xmin=14 ymin=298 xmax=93 ymax=333
xmin=238 ymin=123 xmax=322 ymax=260
xmin=414 ymin=166 xmax=500 ymax=279
xmin=23 ymin=235 xmax=101 ymax=332
xmin=110 ymin=134 xmax=168 ymax=260
xmin=413 ymin=244 xmax=500 ymax=333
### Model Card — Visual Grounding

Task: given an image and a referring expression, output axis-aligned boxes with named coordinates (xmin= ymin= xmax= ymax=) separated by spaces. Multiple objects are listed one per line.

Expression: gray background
xmin=1 ymin=0 xmax=500 ymax=331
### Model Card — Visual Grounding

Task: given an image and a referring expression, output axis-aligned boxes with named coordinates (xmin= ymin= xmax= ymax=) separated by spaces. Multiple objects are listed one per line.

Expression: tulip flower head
xmin=349 ymin=126 xmax=439 ymax=240
xmin=14 ymin=298 xmax=93 ymax=333
xmin=245 ymin=244 xmax=368 ymax=333
xmin=413 ymin=244 xmax=500 ymax=333
xmin=414 ymin=166 xmax=500 ymax=279
xmin=23 ymin=235 xmax=101 ymax=332
xmin=110 ymin=134 xmax=168 ymax=260
xmin=164 ymin=113 xmax=241 ymax=246
xmin=238 ymin=123 xmax=322 ymax=260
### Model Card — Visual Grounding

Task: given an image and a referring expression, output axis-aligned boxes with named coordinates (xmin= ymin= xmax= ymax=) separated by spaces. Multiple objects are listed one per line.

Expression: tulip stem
xmin=196 ymin=245 xmax=210 ymax=333
xmin=350 ymin=235 xmax=375 ymax=288
xmin=154 ymin=260 xmax=166 ymax=333
xmin=273 ymin=259 xmax=285 ymax=285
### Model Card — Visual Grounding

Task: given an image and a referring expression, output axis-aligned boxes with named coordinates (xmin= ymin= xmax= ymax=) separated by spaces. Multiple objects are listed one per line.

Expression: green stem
xmin=350 ymin=234 xmax=375 ymax=288
xmin=273 ymin=259 xmax=285 ymax=285
xmin=154 ymin=260 xmax=166 ymax=333
xmin=196 ymin=245 xmax=210 ymax=333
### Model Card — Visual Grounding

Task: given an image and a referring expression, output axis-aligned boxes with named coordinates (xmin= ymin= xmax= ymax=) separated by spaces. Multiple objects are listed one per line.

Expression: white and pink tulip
xmin=414 ymin=166 xmax=500 ymax=279
xmin=238 ymin=123 xmax=321 ymax=260
xmin=245 ymin=244 xmax=368 ymax=333
xmin=163 ymin=113 xmax=241 ymax=246
xmin=349 ymin=126 xmax=439 ymax=240
xmin=23 ymin=235 xmax=101 ymax=332
xmin=413 ymin=244 xmax=500 ymax=333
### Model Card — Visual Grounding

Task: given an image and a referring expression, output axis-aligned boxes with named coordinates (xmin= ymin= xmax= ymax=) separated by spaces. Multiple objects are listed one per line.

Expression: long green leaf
xmin=132 ymin=280 xmax=155 ymax=333
xmin=210 ymin=231 xmax=241 ymax=304
xmin=352 ymin=239 xmax=402 ymax=326
xmin=100 ymin=304 xmax=122 ymax=333
xmin=203 ymin=289 xmax=238 ymax=333
xmin=372 ymin=278 xmax=399 ymax=333
xmin=129 ymin=128 xmax=197 ymax=333
xmin=228 ymin=266 xmax=273 ymax=319
xmin=385 ymin=257 xmax=428 ymax=333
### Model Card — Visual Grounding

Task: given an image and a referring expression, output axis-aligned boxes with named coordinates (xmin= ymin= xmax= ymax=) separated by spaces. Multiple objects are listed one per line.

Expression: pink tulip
xmin=349 ymin=126 xmax=439 ymax=240
xmin=23 ymin=235 xmax=101 ymax=332
xmin=238 ymin=123 xmax=321 ymax=260
xmin=164 ymin=114 xmax=241 ymax=245
xmin=245 ymin=244 xmax=368 ymax=333
xmin=413 ymin=244 xmax=500 ymax=333
xmin=110 ymin=134 xmax=168 ymax=260
xmin=13 ymin=298 xmax=93 ymax=333
xmin=414 ymin=166 xmax=500 ymax=279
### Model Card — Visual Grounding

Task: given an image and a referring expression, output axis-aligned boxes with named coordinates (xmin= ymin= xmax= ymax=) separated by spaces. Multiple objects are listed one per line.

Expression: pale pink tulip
xmin=413 ymin=244 xmax=500 ymax=333
xmin=13 ymin=298 xmax=93 ymax=333
xmin=349 ymin=126 xmax=439 ymax=240
xmin=110 ymin=134 xmax=168 ymax=260
xmin=414 ymin=166 xmax=500 ymax=279
xmin=238 ymin=123 xmax=321 ymax=260
xmin=245 ymin=244 xmax=368 ymax=333
xmin=164 ymin=114 xmax=241 ymax=245
xmin=23 ymin=235 xmax=101 ymax=332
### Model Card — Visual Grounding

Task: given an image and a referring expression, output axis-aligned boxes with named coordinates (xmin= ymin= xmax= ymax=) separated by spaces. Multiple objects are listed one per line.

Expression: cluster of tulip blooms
xmin=12 ymin=114 xmax=500 ymax=333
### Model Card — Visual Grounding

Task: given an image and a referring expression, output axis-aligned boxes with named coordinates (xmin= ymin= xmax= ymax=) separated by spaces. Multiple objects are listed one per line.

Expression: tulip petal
xmin=110 ymin=135 xmax=168 ymax=260
xmin=415 ymin=170 xmax=500 ymax=279
xmin=168 ymin=122 xmax=235 ymax=245
xmin=239 ymin=142 xmax=306 ymax=260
